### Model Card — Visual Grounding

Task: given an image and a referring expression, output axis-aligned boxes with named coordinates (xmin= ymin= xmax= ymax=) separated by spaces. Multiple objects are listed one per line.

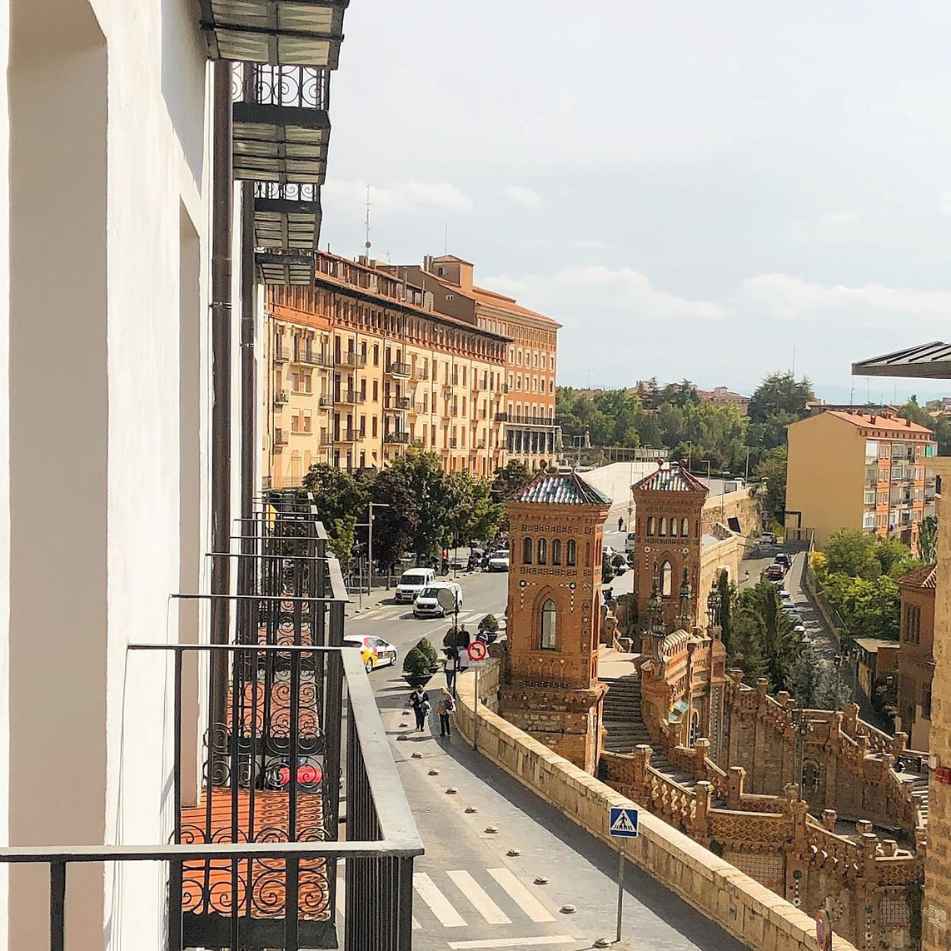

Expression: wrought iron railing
xmin=255 ymin=181 xmax=321 ymax=204
xmin=385 ymin=361 xmax=411 ymax=378
xmin=384 ymin=432 xmax=411 ymax=445
xmin=233 ymin=63 xmax=332 ymax=112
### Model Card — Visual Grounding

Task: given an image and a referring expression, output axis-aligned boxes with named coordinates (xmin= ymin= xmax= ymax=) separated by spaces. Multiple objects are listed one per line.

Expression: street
xmin=342 ymin=567 xmax=745 ymax=951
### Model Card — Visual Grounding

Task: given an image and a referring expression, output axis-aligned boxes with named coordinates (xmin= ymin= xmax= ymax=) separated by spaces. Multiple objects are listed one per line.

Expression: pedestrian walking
xmin=444 ymin=646 xmax=458 ymax=692
xmin=618 ymin=516 xmax=624 ymax=532
xmin=437 ymin=690 xmax=455 ymax=737
xmin=408 ymin=686 xmax=430 ymax=731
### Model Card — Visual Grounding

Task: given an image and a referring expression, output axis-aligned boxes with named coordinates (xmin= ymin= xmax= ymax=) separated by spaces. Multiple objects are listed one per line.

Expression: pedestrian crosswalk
xmin=335 ymin=864 xmax=559 ymax=936
xmin=351 ymin=607 xmax=495 ymax=626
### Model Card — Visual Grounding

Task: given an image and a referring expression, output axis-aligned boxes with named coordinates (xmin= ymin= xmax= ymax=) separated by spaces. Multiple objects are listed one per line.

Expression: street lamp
xmin=795 ymin=710 xmax=811 ymax=796
xmin=707 ymin=580 xmax=721 ymax=634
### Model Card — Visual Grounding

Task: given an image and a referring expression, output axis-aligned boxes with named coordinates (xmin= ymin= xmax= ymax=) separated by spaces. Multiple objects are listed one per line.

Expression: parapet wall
xmin=454 ymin=663 xmax=859 ymax=951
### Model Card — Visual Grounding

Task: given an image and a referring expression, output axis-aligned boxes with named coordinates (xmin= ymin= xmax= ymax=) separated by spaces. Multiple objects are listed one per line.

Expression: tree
xmin=491 ymin=459 xmax=534 ymax=502
xmin=814 ymin=665 xmax=853 ymax=711
xmin=755 ymin=446 xmax=788 ymax=524
xmin=918 ymin=515 xmax=938 ymax=564
xmin=716 ymin=569 xmax=734 ymax=654
xmin=302 ymin=463 xmax=371 ymax=553
xmin=747 ymin=372 xmax=815 ymax=428
xmin=824 ymin=530 xmax=881 ymax=580
xmin=329 ymin=515 xmax=356 ymax=572
xmin=789 ymin=640 xmax=823 ymax=707
xmin=730 ymin=582 xmax=800 ymax=692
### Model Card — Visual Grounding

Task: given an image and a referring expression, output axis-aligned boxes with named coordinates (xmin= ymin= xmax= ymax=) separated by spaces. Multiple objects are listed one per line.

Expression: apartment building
xmin=265 ymin=252 xmax=509 ymax=484
xmin=786 ymin=408 xmax=937 ymax=547
xmin=390 ymin=254 xmax=562 ymax=471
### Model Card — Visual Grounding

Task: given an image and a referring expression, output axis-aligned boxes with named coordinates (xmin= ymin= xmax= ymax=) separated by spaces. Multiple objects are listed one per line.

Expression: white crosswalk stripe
xmin=448 ymin=939 xmax=575 ymax=950
xmin=447 ymin=870 xmax=511 ymax=924
xmin=487 ymin=868 xmax=556 ymax=923
xmin=414 ymin=872 xmax=468 ymax=927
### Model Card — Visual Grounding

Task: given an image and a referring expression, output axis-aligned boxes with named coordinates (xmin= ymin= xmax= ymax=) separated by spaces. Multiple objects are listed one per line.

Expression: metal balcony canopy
xmin=254 ymin=182 xmax=322 ymax=255
xmin=200 ymin=0 xmax=350 ymax=66
xmin=257 ymin=251 xmax=316 ymax=285
xmin=233 ymin=102 xmax=330 ymax=184
xmin=852 ymin=341 xmax=951 ymax=380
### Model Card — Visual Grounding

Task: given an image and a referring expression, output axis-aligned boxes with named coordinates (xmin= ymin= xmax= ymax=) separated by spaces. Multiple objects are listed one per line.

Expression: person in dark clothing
xmin=444 ymin=647 xmax=458 ymax=692
xmin=437 ymin=690 xmax=455 ymax=737
xmin=408 ymin=687 xmax=430 ymax=731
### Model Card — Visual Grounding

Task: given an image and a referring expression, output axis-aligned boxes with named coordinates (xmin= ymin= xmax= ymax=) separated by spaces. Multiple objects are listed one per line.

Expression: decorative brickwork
xmin=500 ymin=470 xmax=611 ymax=773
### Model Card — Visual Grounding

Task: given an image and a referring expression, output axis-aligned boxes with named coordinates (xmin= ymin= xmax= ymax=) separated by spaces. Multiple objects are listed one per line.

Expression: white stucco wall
xmin=5 ymin=0 xmax=235 ymax=946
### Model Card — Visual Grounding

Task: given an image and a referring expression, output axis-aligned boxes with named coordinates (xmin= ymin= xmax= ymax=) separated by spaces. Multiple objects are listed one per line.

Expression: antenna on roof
xmin=364 ymin=185 xmax=372 ymax=257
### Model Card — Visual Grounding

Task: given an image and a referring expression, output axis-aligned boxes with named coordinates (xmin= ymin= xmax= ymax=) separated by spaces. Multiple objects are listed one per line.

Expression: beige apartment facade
xmin=392 ymin=254 xmax=562 ymax=471
xmin=265 ymin=252 xmax=510 ymax=485
xmin=786 ymin=408 xmax=937 ymax=548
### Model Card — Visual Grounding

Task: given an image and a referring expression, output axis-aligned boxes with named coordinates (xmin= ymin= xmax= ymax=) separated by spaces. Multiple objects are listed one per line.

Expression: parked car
xmin=774 ymin=553 xmax=792 ymax=572
xmin=778 ymin=589 xmax=792 ymax=602
xmin=413 ymin=581 xmax=464 ymax=618
xmin=488 ymin=550 xmax=511 ymax=572
xmin=765 ymin=564 xmax=785 ymax=582
xmin=625 ymin=532 xmax=637 ymax=553
xmin=344 ymin=634 xmax=398 ymax=673
xmin=394 ymin=567 xmax=436 ymax=603
xmin=758 ymin=532 xmax=777 ymax=545
xmin=613 ymin=563 xmax=627 ymax=577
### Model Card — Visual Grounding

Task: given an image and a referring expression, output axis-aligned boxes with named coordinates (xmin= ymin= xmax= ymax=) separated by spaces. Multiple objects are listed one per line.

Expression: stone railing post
xmin=691 ymin=781 xmax=713 ymax=844
xmin=822 ymin=808 xmax=837 ymax=832
xmin=693 ymin=737 xmax=711 ymax=780
xmin=844 ymin=702 xmax=860 ymax=736
xmin=632 ymin=744 xmax=652 ymax=794
xmin=727 ymin=765 xmax=746 ymax=809
xmin=756 ymin=677 xmax=769 ymax=697
xmin=891 ymin=731 xmax=908 ymax=757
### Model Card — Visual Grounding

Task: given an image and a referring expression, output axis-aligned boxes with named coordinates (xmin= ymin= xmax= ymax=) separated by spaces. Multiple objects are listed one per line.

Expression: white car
xmin=414 ymin=582 xmax=463 ymax=618
xmin=624 ymin=532 xmax=637 ymax=553
xmin=487 ymin=550 xmax=510 ymax=572
xmin=778 ymin=589 xmax=792 ymax=601
xmin=394 ymin=567 xmax=435 ymax=603
xmin=344 ymin=634 xmax=398 ymax=673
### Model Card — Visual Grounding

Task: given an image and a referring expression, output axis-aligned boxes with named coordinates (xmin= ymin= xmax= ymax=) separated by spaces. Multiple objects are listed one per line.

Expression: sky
xmin=321 ymin=2 xmax=951 ymax=404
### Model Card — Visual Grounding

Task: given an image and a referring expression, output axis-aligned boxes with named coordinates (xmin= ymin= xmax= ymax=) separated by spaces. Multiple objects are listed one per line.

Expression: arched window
xmin=566 ymin=539 xmax=577 ymax=566
xmin=670 ymin=519 xmax=678 ymax=537
xmin=540 ymin=599 xmax=558 ymax=649
xmin=537 ymin=538 xmax=548 ymax=565
xmin=551 ymin=539 xmax=562 ymax=565
xmin=647 ymin=516 xmax=655 ymax=536
xmin=661 ymin=561 xmax=673 ymax=597
xmin=659 ymin=517 xmax=668 ymax=537
xmin=681 ymin=517 xmax=689 ymax=537
xmin=522 ymin=536 xmax=533 ymax=565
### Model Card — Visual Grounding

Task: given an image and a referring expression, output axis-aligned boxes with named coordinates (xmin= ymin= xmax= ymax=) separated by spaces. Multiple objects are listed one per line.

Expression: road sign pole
xmin=615 ymin=844 xmax=624 ymax=943
xmin=473 ymin=665 xmax=479 ymax=752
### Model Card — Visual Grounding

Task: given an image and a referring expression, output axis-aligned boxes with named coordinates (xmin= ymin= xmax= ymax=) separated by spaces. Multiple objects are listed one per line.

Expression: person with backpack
xmin=436 ymin=690 xmax=456 ymax=738
xmin=408 ymin=686 xmax=430 ymax=731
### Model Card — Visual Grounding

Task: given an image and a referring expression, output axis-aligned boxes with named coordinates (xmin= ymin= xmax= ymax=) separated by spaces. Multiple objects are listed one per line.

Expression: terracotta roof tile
xmin=515 ymin=470 xmax=611 ymax=505
xmin=823 ymin=410 xmax=934 ymax=436
xmin=899 ymin=564 xmax=937 ymax=589
xmin=633 ymin=463 xmax=709 ymax=494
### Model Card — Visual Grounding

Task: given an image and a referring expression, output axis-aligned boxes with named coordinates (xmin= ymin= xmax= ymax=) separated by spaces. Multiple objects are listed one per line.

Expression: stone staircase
xmin=601 ymin=675 xmax=699 ymax=790
xmin=909 ymin=775 xmax=929 ymax=824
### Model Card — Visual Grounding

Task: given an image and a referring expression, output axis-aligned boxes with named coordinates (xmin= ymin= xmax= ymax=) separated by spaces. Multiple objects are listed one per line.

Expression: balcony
xmin=294 ymin=349 xmax=331 ymax=368
xmin=385 ymin=361 xmax=411 ymax=379
xmin=0 ymin=503 xmax=421 ymax=949
xmin=200 ymin=0 xmax=349 ymax=67
xmin=232 ymin=65 xmax=331 ymax=186
xmin=275 ymin=348 xmax=289 ymax=363
xmin=337 ymin=351 xmax=366 ymax=369
xmin=449 ymin=438 xmax=459 ymax=449
xmin=495 ymin=412 xmax=558 ymax=428
xmin=410 ymin=367 xmax=427 ymax=382
xmin=386 ymin=396 xmax=411 ymax=411
xmin=384 ymin=431 xmax=411 ymax=445
xmin=335 ymin=429 xmax=358 ymax=443
xmin=274 ymin=429 xmax=288 ymax=448
xmin=274 ymin=389 xmax=289 ymax=406
xmin=334 ymin=390 xmax=365 ymax=406
xmin=254 ymin=182 xmax=322 ymax=280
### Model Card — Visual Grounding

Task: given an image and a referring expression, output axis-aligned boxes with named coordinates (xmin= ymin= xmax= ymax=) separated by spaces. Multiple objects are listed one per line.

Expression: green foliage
xmin=918 ymin=515 xmax=938 ymax=564
xmin=415 ymin=638 xmax=439 ymax=667
xmin=789 ymin=639 xmax=823 ymax=707
xmin=814 ymin=665 xmax=853 ymax=711
xmin=730 ymin=581 xmax=801 ymax=691
xmin=329 ymin=515 xmax=356 ymax=571
xmin=490 ymin=459 xmax=534 ymax=502
xmin=402 ymin=645 xmax=431 ymax=677
xmin=755 ymin=446 xmax=788 ymax=523
xmin=717 ymin=569 xmax=734 ymax=653
xmin=747 ymin=372 xmax=816 ymax=451
xmin=478 ymin=614 xmax=499 ymax=633
xmin=302 ymin=463 xmax=371 ymax=559
xmin=824 ymin=530 xmax=881 ymax=579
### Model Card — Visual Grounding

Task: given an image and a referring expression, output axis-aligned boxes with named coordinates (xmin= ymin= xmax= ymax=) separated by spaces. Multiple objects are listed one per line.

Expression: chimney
xmin=906 ymin=418 xmax=912 ymax=427
xmin=423 ymin=255 xmax=433 ymax=273
xmin=870 ymin=415 xmax=877 ymax=424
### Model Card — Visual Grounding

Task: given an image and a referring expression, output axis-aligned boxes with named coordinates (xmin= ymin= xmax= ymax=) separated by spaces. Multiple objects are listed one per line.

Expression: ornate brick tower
xmin=499 ymin=469 xmax=612 ymax=773
xmin=631 ymin=463 xmax=709 ymax=634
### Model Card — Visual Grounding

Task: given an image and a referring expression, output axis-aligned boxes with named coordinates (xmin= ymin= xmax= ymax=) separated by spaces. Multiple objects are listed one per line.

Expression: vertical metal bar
xmin=615 ymin=846 xmax=624 ymax=943
xmin=245 ymin=645 xmax=260 ymax=921
xmin=285 ymin=855 xmax=300 ymax=951
xmin=50 ymin=861 xmax=65 ymax=951
xmin=230 ymin=645 xmax=241 ymax=950
xmin=170 ymin=649 xmax=184 ymax=951
xmin=396 ymin=856 xmax=414 ymax=951
xmin=210 ymin=55 xmax=233 ymax=804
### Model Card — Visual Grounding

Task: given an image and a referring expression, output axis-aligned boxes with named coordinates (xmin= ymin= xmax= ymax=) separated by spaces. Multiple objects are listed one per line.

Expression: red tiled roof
xmin=515 ymin=470 xmax=611 ymax=505
xmin=823 ymin=410 xmax=934 ymax=436
xmin=472 ymin=286 xmax=561 ymax=327
xmin=899 ymin=564 xmax=937 ymax=589
xmin=633 ymin=463 xmax=708 ymax=494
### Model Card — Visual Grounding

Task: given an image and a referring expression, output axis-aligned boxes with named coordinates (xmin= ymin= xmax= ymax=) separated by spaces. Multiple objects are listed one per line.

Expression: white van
xmin=394 ymin=567 xmax=436 ymax=603
xmin=413 ymin=581 xmax=463 ymax=618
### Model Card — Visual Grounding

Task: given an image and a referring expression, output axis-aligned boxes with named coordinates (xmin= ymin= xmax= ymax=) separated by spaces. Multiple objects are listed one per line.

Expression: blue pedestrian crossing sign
xmin=609 ymin=806 xmax=639 ymax=838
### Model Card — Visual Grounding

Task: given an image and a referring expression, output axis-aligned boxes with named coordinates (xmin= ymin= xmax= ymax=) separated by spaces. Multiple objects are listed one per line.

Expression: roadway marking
xmin=414 ymin=872 xmax=468 ymax=927
xmin=447 ymin=869 xmax=511 ymax=924
xmin=486 ymin=868 xmax=555 ymax=923
xmin=447 ymin=938 xmax=576 ymax=949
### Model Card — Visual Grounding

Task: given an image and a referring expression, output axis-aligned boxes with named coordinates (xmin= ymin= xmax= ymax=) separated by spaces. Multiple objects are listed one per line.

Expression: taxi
xmin=344 ymin=634 xmax=398 ymax=673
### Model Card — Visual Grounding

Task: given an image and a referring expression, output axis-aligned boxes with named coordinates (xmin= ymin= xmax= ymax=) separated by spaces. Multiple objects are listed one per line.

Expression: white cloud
xmin=484 ymin=265 xmax=728 ymax=322
xmin=941 ymin=192 xmax=951 ymax=217
xmin=735 ymin=273 xmax=951 ymax=323
xmin=503 ymin=185 xmax=545 ymax=209
xmin=322 ymin=179 xmax=473 ymax=214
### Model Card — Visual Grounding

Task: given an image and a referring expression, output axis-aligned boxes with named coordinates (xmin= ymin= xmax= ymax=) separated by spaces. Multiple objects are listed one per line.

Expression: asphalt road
xmin=341 ymin=567 xmax=744 ymax=951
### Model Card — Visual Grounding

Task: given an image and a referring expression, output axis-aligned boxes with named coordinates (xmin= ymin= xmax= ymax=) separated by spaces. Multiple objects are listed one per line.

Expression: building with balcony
xmin=0 ymin=2 xmax=422 ymax=948
xmin=896 ymin=564 xmax=937 ymax=752
xmin=265 ymin=253 xmax=510 ymax=483
xmin=392 ymin=254 xmax=562 ymax=471
xmin=786 ymin=408 xmax=937 ymax=547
